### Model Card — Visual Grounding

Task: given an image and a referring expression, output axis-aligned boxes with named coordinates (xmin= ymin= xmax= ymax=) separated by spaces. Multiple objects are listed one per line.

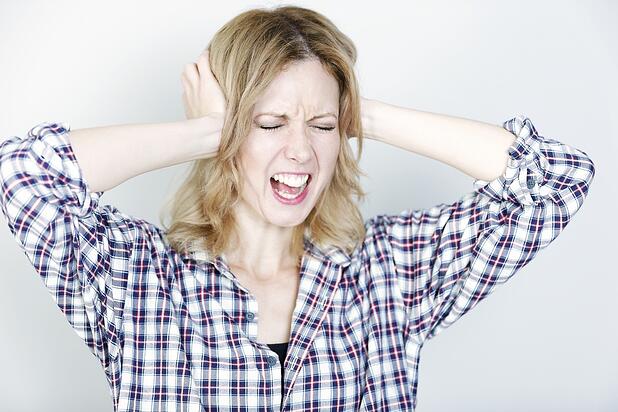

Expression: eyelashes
xmin=260 ymin=125 xmax=336 ymax=132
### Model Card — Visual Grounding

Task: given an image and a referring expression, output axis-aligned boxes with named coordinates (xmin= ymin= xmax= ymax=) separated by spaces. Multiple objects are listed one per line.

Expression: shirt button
xmin=526 ymin=175 xmax=536 ymax=189
xmin=246 ymin=312 xmax=255 ymax=321
xmin=267 ymin=356 xmax=277 ymax=367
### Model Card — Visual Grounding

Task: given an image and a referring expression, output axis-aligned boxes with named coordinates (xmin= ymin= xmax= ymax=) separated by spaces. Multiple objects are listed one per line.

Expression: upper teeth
xmin=272 ymin=173 xmax=309 ymax=187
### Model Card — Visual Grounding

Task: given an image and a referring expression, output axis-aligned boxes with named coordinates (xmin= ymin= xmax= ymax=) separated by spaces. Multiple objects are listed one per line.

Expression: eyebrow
xmin=256 ymin=112 xmax=338 ymax=120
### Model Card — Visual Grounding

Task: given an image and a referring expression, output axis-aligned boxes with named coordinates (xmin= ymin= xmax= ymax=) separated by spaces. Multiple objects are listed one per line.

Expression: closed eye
xmin=260 ymin=125 xmax=335 ymax=132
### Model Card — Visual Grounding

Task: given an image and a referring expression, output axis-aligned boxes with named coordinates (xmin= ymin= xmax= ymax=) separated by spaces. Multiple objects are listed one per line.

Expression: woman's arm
xmin=69 ymin=49 xmax=227 ymax=194
xmin=360 ymin=98 xmax=517 ymax=182
xmin=363 ymin=113 xmax=595 ymax=343
xmin=68 ymin=115 xmax=223 ymax=193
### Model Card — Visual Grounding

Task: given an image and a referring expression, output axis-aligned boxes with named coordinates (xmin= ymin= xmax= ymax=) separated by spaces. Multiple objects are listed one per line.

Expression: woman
xmin=0 ymin=5 xmax=595 ymax=412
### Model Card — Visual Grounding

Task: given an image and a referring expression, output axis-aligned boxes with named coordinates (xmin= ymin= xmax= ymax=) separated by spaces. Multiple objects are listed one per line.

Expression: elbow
xmin=576 ymin=149 xmax=596 ymax=196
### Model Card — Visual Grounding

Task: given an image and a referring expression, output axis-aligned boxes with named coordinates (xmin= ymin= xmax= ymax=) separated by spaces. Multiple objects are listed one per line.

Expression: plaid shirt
xmin=0 ymin=115 xmax=595 ymax=411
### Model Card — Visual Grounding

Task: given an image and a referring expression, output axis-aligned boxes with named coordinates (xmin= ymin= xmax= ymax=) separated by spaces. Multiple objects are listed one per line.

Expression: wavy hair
xmin=160 ymin=5 xmax=367 ymax=262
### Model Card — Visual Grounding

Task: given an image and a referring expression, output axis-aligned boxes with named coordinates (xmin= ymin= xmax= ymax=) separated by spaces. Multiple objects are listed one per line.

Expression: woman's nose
xmin=284 ymin=128 xmax=312 ymax=163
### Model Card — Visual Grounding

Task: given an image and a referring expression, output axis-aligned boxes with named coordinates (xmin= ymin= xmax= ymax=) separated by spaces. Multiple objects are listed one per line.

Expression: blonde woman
xmin=0 ymin=5 xmax=595 ymax=412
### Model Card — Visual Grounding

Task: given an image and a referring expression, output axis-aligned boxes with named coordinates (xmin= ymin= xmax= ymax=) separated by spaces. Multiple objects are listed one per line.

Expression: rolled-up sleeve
xmin=0 ymin=122 xmax=142 ymax=371
xmin=365 ymin=114 xmax=596 ymax=345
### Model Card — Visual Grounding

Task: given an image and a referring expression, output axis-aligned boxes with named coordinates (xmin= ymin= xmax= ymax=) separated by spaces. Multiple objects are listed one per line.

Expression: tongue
xmin=271 ymin=179 xmax=303 ymax=195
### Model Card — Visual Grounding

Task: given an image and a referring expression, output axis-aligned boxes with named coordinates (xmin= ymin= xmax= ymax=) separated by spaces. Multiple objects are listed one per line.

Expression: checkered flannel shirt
xmin=0 ymin=114 xmax=595 ymax=411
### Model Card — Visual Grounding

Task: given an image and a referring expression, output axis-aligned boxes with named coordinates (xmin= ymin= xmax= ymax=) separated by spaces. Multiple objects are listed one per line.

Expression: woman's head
xmin=162 ymin=5 xmax=367 ymax=259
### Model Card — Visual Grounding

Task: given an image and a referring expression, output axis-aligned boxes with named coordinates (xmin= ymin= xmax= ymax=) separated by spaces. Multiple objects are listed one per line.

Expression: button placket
xmin=267 ymin=355 xmax=278 ymax=367
xmin=245 ymin=298 xmax=259 ymax=341
xmin=526 ymin=175 xmax=536 ymax=189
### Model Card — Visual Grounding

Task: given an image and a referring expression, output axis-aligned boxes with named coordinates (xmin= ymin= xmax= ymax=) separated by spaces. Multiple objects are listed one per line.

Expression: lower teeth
xmin=275 ymin=183 xmax=307 ymax=200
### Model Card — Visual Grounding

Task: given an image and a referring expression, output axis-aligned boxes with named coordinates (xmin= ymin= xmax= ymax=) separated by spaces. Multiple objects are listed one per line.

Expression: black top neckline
xmin=267 ymin=342 xmax=289 ymax=348
xmin=267 ymin=342 xmax=289 ymax=365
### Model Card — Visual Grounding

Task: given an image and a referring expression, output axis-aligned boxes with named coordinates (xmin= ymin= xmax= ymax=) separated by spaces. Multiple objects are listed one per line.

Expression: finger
xmin=180 ymin=76 xmax=193 ymax=94
xmin=182 ymin=62 xmax=199 ymax=85
xmin=196 ymin=49 xmax=210 ymax=66
xmin=196 ymin=52 xmax=216 ymax=81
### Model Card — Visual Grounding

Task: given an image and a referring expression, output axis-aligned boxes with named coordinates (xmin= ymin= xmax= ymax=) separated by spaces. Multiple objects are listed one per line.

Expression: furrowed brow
xmin=257 ymin=112 xmax=337 ymax=120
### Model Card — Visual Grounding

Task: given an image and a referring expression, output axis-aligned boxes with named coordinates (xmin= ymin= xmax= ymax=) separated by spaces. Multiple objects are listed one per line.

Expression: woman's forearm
xmin=67 ymin=115 xmax=223 ymax=193
xmin=361 ymin=98 xmax=517 ymax=182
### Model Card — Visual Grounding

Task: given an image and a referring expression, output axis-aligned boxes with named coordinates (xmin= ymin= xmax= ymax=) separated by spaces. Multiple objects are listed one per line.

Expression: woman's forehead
xmin=254 ymin=110 xmax=338 ymax=120
xmin=252 ymin=95 xmax=339 ymax=118
xmin=253 ymin=61 xmax=339 ymax=112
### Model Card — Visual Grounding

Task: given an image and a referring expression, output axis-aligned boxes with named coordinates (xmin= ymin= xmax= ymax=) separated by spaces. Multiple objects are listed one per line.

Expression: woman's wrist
xmin=188 ymin=113 xmax=224 ymax=160
xmin=360 ymin=97 xmax=378 ymax=140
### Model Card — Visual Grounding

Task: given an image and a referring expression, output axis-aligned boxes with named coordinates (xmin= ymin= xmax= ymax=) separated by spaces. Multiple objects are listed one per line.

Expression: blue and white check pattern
xmin=0 ymin=115 xmax=595 ymax=411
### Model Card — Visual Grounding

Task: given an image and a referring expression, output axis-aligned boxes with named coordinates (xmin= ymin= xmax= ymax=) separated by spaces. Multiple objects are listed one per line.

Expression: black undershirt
xmin=267 ymin=342 xmax=289 ymax=391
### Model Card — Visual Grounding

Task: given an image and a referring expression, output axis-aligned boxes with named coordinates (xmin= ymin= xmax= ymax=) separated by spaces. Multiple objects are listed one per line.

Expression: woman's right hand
xmin=181 ymin=49 xmax=227 ymax=120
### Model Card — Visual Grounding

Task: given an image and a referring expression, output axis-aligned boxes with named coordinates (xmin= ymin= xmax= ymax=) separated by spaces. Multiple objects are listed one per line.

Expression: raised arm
xmin=68 ymin=49 xmax=226 ymax=193
xmin=0 ymin=50 xmax=227 ymax=390
xmin=68 ymin=116 xmax=222 ymax=193
xmin=360 ymin=100 xmax=595 ymax=344
xmin=360 ymin=98 xmax=517 ymax=182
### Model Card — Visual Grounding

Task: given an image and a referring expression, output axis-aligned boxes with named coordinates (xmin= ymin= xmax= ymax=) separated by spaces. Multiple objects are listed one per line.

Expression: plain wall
xmin=0 ymin=0 xmax=616 ymax=411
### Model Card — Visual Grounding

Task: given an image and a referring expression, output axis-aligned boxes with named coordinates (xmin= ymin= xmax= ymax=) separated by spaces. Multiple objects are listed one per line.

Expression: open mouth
xmin=270 ymin=174 xmax=312 ymax=204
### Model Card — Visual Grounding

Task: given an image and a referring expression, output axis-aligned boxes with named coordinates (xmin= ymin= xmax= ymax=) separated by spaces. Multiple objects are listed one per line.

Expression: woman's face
xmin=236 ymin=57 xmax=341 ymax=228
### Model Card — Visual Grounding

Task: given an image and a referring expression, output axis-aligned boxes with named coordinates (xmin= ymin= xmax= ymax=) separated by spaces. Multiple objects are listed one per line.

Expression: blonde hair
xmin=160 ymin=5 xmax=367 ymax=262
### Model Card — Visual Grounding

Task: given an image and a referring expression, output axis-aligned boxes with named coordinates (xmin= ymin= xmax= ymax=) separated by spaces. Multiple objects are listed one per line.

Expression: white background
xmin=0 ymin=0 xmax=616 ymax=411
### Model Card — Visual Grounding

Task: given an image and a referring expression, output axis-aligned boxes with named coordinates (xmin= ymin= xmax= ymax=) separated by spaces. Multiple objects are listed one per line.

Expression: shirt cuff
xmin=27 ymin=121 xmax=105 ymax=218
xmin=472 ymin=114 xmax=548 ymax=206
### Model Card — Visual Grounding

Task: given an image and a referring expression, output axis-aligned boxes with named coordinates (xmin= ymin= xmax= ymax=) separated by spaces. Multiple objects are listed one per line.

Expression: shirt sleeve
xmin=0 ymin=121 xmax=149 ymax=371
xmin=365 ymin=114 xmax=596 ymax=345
